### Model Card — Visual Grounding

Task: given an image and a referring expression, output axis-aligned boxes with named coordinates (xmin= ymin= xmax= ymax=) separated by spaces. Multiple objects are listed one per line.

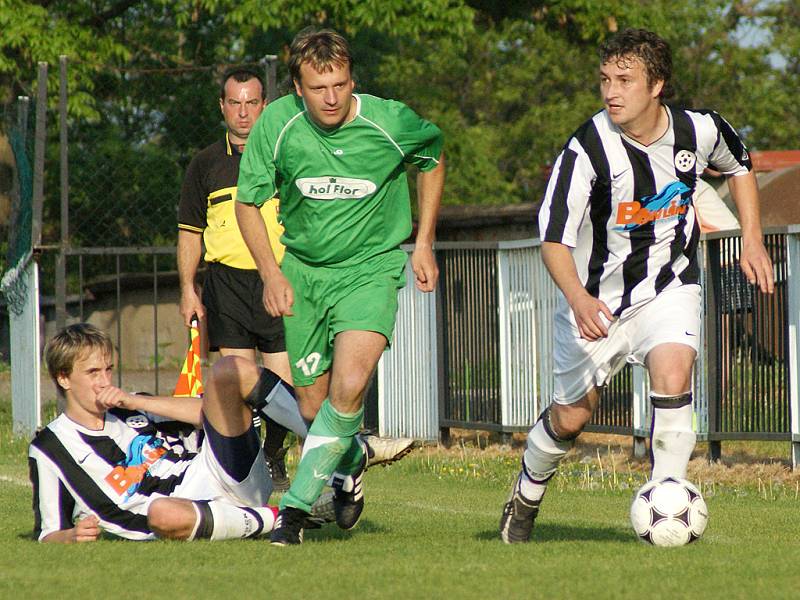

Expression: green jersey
xmin=237 ymin=93 xmax=443 ymax=267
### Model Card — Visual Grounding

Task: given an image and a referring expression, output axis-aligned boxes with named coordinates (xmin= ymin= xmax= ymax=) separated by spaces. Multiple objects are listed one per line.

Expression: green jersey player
xmin=236 ymin=28 xmax=445 ymax=545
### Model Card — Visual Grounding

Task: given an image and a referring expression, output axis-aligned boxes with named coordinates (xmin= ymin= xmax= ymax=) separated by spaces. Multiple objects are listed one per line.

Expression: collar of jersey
xmin=614 ymin=104 xmax=673 ymax=151
xmin=225 ymin=131 xmax=244 ymax=156
xmin=301 ymin=93 xmax=362 ymax=136
xmin=60 ymin=410 xmax=108 ymax=433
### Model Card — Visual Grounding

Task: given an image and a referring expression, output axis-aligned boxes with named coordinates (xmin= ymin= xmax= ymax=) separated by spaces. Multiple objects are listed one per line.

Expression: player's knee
xmin=298 ymin=397 xmax=322 ymax=422
xmin=651 ymin=374 xmax=692 ymax=396
xmin=209 ymin=356 xmax=258 ymax=402
xmin=148 ymin=499 xmax=182 ymax=539
xmin=549 ymin=404 xmax=589 ymax=440
xmin=331 ymin=371 xmax=369 ymax=407
xmin=649 ymin=360 xmax=693 ymax=396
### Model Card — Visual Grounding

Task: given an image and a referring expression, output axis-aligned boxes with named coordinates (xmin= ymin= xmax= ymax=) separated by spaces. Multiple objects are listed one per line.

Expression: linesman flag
xmin=174 ymin=319 xmax=204 ymax=397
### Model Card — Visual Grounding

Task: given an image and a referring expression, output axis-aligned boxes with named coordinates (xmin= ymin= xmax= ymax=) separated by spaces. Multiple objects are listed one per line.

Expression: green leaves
xmin=1 ymin=0 xmax=797 ymax=218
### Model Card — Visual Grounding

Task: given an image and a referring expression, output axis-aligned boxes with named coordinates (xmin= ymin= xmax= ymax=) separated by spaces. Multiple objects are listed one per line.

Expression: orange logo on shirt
xmin=104 ymin=444 xmax=166 ymax=496
xmin=614 ymin=181 xmax=692 ymax=231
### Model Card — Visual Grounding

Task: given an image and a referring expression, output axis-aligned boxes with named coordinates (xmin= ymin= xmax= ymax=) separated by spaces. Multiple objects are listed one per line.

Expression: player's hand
xmin=739 ymin=238 xmax=774 ymax=294
xmin=411 ymin=245 xmax=439 ymax=292
xmin=72 ymin=515 xmax=101 ymax=543
xmin=263 ymin=270 xmax=294 ymax=317
xmin=96 ymin=385 xmax=136 ymax=410
xmin=179 ymin=287 xmax=205 ymax=326
xmin=568 ymin=291 xmax=614 ymax=341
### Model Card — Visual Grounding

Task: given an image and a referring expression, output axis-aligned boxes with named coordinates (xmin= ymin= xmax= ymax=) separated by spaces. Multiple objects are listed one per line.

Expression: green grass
xmin=1 ymin=405 xmax=799 ymax=599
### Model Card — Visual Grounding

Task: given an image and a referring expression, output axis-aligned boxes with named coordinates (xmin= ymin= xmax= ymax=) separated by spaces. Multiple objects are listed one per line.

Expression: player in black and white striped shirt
xmin=29 ymin=323 xmax=320 ymax=542
xmin=501 ymin=29 xmax=774 ymax=544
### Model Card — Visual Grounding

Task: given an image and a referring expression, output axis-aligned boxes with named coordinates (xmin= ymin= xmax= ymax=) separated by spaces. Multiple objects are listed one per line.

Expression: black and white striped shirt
xmin=29 ymin=408 xmax=199 ymax=541
xmin=538 ymin=106 xmax=750 ymax=318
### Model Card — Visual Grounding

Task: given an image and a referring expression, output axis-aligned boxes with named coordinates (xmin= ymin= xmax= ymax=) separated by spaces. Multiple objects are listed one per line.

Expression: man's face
xmin=600 ymin=55 xmax=663 ymax=129
xmin=219 ymin=77 xmax=266 ymax=144
xmin=294 ymin=61 xmax=355 ymax=130
xmin=57 ymin=348 xmax=113 ymax=419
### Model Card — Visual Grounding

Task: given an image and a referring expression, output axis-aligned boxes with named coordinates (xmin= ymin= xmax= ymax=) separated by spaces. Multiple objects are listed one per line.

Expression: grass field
xmin=1 ymin=403 xmax=799 ymax=600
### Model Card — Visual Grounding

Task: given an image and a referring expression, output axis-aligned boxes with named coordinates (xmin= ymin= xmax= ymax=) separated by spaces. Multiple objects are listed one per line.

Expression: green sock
xmin=337 ymin=435 xmax=366 ymax=477
xmin=279 ymin=400 xmax=363 ymax=513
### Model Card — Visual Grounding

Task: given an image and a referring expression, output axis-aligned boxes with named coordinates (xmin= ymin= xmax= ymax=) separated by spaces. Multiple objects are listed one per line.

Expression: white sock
xmin=650 ymin=397 xmax=696 ymax=480
xmin=259 ymin=383 xmax=309 ymax=438
xmin=519 ymin=418 xmax=572 ymax=501
xmin=517 ymin=473 xmax=548 ymax=503
xmin=190 ymin=501 xmax=277 ymax=541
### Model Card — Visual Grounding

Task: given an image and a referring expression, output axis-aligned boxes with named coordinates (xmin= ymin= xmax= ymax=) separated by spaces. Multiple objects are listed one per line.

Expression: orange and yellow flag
xmin=173 ymin=320 xmax=204 ymax=397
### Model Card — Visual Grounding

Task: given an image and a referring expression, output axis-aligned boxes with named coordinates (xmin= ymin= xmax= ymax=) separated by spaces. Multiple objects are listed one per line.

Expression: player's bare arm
xmin=96 ymin=386 xmax=203 ymax=428
xmin=41 ymin=514 xmax=101 ymax=544
xmin=726 ymin=171 xmax=774 ymax=294
xmin=411 ymin=153 xmax=445 ymax=292
xmin=235 ymin=200 xmax=294 ymax=316
xmin=541 ymin=241 xmax=614 ymax=341
xmin=177 ymin=229 xmax=206 ymax=325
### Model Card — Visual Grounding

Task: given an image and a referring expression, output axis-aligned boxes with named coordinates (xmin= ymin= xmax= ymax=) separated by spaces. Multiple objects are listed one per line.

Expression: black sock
xmin=263 ymin=415 xmax=289 ymax=457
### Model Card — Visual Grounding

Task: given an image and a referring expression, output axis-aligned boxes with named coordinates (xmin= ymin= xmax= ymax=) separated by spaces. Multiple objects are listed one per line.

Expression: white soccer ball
xmin=630 ymin=476 xmax=708 ymax=547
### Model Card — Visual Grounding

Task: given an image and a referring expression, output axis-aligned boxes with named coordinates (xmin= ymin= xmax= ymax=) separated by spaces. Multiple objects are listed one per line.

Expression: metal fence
xmin=29 ymin=57 xmax=280 ymax=332
xmin=703 ymin=230 xmax=798 ymax=458
xmin=378 ymin=232 xmax=799 ymax=467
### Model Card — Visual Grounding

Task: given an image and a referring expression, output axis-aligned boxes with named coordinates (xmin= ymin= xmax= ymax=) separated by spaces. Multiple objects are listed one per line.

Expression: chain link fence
xmin=64 ymin=62 xmax=271 ymax=250
xmin=1 ymin=97 xmax=36 ymax=364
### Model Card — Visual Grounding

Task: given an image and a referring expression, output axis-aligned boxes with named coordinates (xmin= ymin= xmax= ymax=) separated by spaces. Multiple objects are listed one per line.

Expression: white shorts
xmin=552 ymin=284 xmax=701 ymax=404
xmin=171 ymin=429 xmax=272 ymax=507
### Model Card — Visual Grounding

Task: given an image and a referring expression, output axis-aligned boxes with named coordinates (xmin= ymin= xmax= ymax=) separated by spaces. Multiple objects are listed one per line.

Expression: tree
xmin=1 ymin=0 xmax=797 ymax=242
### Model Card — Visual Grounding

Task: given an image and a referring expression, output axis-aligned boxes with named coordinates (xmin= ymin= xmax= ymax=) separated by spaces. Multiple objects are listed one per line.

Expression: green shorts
xmin=281 ymin=250 xmax=408 ymax=386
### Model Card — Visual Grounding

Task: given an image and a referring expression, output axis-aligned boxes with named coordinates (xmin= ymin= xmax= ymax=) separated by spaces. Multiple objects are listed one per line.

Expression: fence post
xmin=8 ymin=66 xmax=48 ymax=435
xmin=56 ymin=56 xmax=69 ymax=331
xmin=787 ymin=228 xmax=800 ymax=470
xmin=632 ymin=366 xmax=648 ymax=458
xmin=436 ymin=252 xmax=450 ymax=445
xmin=693 ymin=238 xmax=709 ymax=443
xmin=496 ymin=247 xmax=511 ymax=431
xmin=704 ymin=236 xmax=722 ymax=461
xmin=262 ymin=55 xmax=279 ymax=102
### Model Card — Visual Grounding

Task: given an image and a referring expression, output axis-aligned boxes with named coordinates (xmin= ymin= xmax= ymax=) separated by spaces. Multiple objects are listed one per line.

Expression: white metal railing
xmin=378 ymin=231 xmax=799 ymax=472
xmin=377 ymin=259 xmax=439 ymax=439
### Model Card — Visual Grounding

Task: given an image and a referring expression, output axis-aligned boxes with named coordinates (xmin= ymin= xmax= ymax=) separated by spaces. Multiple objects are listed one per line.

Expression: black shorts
xmin=202 ymin=262 xmax=286 ymax=353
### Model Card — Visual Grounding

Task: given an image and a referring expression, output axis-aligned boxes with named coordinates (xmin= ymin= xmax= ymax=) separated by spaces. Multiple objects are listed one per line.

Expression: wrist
xmin=564 ymin=287 xmax=588 ymax=307
xmin=125 ymin=393 xmax=144 ymax=411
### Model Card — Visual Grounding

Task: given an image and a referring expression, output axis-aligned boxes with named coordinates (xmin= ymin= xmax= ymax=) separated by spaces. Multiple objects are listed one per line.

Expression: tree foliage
xmin=0 ymin=0 xmax=797 ymax=248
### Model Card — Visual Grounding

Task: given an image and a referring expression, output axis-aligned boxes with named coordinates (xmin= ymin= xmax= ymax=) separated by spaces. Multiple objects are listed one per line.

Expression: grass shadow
xmin=474 ymin=522 xmax=634 ymax=544
xmin=304 ymin=518 xmax=389 ymax=542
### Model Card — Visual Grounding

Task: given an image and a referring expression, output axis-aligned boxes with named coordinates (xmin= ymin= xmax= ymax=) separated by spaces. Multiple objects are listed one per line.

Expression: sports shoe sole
xmin=365 ymin=438 xmax=418 ymax=469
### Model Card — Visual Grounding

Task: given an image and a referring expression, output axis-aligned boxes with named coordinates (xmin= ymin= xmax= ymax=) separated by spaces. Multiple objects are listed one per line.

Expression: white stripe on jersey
xmin=29 ymin=410 xmax=198 ymax=541
xmin=538 ymin=106 xmax=750 ymax=319
xmin=273 ymin=111 xmax=306 ymax=162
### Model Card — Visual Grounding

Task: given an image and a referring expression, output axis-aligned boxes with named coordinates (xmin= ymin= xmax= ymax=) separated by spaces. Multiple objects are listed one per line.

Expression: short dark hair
xmin=288 ymin=27 xmax=353 ymax=83
xmin=219 ymin=67 xmax=266 ymax=100
xmin=44 ymin=323 xmax=113 ymax=397
xmin=599 ymin=28 xmax=673 ymax=98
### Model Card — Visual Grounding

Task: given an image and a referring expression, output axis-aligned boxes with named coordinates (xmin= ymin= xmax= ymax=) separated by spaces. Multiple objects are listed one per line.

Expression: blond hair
xmin=44 ymin=323 xmax=113 ymax=396
xmin=289 ymin=28 xmax=353 ymax=82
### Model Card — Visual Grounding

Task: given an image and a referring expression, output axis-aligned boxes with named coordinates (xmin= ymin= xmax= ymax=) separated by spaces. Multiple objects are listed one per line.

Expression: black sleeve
xmin=178 ymin=153 xmax=208 ymax=231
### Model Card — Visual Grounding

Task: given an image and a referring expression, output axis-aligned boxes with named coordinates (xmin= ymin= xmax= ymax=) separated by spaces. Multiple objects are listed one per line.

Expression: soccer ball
xmin=630 ymin=477 xmax=708 ymax=547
